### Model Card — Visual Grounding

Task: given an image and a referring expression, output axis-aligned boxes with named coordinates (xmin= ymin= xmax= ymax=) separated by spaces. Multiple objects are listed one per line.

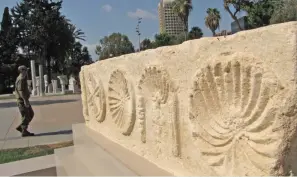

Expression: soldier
xmin=15 ymin=65 xmax=35 ymax=137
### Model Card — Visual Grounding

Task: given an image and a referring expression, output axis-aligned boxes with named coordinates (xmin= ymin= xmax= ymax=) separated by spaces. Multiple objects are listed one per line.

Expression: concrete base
xmin=54 ymin=123 xmax=172 ymax=176
xmin=0 ymin=155 xmax=56 ymax=176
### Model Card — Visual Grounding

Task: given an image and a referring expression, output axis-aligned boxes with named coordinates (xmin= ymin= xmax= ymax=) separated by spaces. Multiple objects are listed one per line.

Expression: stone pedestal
xmin=54 ymin=123 xmax=171 ymax=176
xmin=48 ymin=83 xmax=53 ymax=93
xmin=38 ymin=65 xmax=44 ymax=96
xmin=35 ymin=76 xmax=40 ymax=96
xmin=52 ymin=80 xmax=57 ymax=94
xmin=68 ymin=76 xmax=79 ymax=93
xmin=57 ymin=75 xmax=67 ymax=94
xmin=44 ymin=75 xmax=48 ymax=93
xmin=30 ymin=60 xmax=37 ymax=96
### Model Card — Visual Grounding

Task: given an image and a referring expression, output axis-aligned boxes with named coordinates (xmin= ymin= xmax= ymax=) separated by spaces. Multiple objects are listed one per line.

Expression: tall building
xmin=158 ymin=0 xmax=185 ymax=36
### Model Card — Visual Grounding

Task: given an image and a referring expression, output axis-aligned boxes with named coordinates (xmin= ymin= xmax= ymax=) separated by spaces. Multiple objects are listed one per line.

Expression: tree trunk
xmin=39 ymin=63 xmax=44 ymax=96
xmin=46 ymin=57 xmax=51 ymax=84
xmin=183 ymin=20 xmax=188 ymax=41
xmin=226 ymin=7 xmax=243 ymax=30
xmin=212 ymin=30 xmax=216 ymax=37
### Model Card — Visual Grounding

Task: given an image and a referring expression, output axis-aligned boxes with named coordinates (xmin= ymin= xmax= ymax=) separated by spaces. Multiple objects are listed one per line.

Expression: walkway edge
xmin=0 ymin=154 xmax=55 ymax=176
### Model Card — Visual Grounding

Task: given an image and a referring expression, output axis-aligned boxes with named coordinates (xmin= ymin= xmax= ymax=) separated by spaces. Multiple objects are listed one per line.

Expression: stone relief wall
xmin=108 ymin=70 xmax=136 ymax=136
xmin=79 ymin=22 xmax=297 ymax=176
xmin=189 ymin=60 xmax=281 ymax=176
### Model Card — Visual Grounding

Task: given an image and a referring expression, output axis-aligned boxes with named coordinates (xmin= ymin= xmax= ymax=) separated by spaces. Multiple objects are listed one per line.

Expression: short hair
xmin=18 ymin=65 xmax=27 ymax=73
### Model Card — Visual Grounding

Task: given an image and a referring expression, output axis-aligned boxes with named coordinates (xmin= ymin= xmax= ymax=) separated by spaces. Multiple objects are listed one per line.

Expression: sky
xmin=0 ymin=0 xmax=245 ymax=60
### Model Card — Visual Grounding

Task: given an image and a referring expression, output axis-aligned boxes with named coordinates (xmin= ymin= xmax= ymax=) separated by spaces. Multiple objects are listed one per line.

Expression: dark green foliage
xmin=95 ymin=33 xmax=135 ymax=60
xmin=153 ymin=33 xmax=175 ymax=48
xmin=188 ymin=26 xmax=203 ymax=39
xmin=140 ymin=38 xmax=153 ymax=51
xmin=243 ymin=0 xmax=278 ymax=28
xmin=270 ymin=0 xmax=297 ymax=24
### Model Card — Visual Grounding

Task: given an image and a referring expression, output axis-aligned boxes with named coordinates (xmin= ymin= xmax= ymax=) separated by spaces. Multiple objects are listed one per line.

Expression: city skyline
xmin=0 ymin=0 xmax=238 ymax=60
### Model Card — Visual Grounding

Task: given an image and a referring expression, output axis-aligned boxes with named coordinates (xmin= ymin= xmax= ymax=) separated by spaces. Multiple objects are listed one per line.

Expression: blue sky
xmin=0 ymin=0 xmax=245 ymax=60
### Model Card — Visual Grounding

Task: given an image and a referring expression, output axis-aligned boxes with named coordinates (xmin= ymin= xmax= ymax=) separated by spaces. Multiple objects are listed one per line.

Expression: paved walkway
xmin=0 ymin=94 xmax=85 ymax=150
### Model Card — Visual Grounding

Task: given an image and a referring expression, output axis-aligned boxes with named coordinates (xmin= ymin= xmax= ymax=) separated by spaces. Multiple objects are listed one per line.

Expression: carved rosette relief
xmin=108 ymin=70 xmax=136 ymax=136
xmin=189 ymin=61 xmax=282 ymax=176
xmin=85 ymin=72 xmax=106 ymax=123
xmin=138 ymin=66 xmax=180 ymax=157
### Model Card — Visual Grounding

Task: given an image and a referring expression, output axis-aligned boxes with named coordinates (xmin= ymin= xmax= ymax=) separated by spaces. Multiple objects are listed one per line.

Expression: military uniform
xmin=15 ymin=75 xmax=34 ymax=136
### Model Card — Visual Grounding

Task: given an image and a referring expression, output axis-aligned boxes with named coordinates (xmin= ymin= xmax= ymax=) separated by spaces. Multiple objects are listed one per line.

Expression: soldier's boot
xmin=22 ymin=129 xmax=35 ymax=137
xmin=16 ymin=125 xmax=22 ymax=133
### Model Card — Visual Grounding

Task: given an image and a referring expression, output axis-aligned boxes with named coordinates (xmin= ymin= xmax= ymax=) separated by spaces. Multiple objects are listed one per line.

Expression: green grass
xmin=0 ymin=141 xmax=73 ymax=164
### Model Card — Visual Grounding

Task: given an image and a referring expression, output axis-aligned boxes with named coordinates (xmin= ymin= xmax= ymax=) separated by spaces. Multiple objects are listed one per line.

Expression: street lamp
xmin=136 ymin=17 xmax=142 ymax=52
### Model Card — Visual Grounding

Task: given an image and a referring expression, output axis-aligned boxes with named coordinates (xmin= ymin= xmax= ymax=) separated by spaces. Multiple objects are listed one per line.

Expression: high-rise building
xmin=158 ymin=0 xmax=185 ymax=36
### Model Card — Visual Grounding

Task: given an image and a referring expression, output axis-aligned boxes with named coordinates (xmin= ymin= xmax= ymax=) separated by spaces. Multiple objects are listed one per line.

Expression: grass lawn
xmin=0 ymin=141 xmax=73 ymax=164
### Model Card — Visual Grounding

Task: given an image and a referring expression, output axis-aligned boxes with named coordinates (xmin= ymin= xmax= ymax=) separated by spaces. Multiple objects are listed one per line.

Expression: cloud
xmin=102 ymin=4 xmax=112 ymax=12
xmin=127 ymin=9 xmax=157 ymax=20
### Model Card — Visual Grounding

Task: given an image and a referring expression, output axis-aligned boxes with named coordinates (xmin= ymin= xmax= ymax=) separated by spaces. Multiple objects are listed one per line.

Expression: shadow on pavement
xmin=35 ymin=129 xmax=72 ymax=136
xmin=0 ymin=99 xmax=78 ymax=109
xmin=0 ymin=130 xmax=73 ymax=141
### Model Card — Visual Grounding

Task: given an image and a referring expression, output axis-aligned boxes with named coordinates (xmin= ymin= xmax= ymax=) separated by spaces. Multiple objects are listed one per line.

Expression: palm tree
xmin=205 ymin=8 xmax=221 ymax=36
xmin=172 ymin=0 xmax=193 ymax=40
xmin=188 ymin=26 xmax=203 ymax=39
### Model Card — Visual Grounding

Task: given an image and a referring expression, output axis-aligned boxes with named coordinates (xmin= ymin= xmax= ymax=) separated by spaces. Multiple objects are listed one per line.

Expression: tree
xmin=140 ymin=38 xmax=153 ymax=51
xmin=1 ymin=7 xmax=12 ymax=35
xmin=223 ymin=0 xmax=252 ymax=31
xmin=153 ymin=33 xmax=175 ymax=48
xmin=95 ymin=33 xmax=135 ymax=60
xmin=205 ymin=8 xmax=221 ymax=36
xmin=0 ymin=7 xmax=19 ymax=92
xmin=66 ymin=42 xmax=92 ymax=77
xmin=172 ymin=0 xmax=193 ymax=40
xmin=188 ymin=26 xmax=203 ymax=39
xmin=243 ymin=0 xmax=277 ymax=29
xmin=11 ymin=0 xmax=85 ymax=87
xmin=270 ymin=0 xmax=297 ymax=24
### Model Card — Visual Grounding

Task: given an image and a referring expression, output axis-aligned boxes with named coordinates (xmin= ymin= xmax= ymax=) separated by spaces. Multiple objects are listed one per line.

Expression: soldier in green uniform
xmin=15 ymin=65 xmax=35 ymax=137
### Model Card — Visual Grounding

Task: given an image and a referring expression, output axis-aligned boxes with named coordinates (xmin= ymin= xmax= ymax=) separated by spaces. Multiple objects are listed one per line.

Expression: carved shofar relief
xmin=138 ymin=66 xmax=180 ymax=157
xmin=108 ymin=70 xmax=136 ymax=136
xmin=86 ymin=72 xmax=106 ymax=123
xmin=79 ymin=70 xmax=89 ymax=121
xmin=189 ymin=61 xmax=281 ymax=176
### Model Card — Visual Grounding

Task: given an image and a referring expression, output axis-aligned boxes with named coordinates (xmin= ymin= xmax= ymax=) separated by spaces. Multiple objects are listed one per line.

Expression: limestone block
xmin=79 ymin=22 xmax=297 ymax=176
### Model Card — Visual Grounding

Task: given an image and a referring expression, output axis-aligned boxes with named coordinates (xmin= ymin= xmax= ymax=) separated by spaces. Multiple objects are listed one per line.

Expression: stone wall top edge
xmin=81 ymin=22 xmax=297 ymax=85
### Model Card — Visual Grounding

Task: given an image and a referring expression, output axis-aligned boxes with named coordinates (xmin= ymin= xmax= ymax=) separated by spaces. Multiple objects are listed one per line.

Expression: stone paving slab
xmin=0 ymin=108 xmax=18 ymax=140
xmin=28 ymin=134 xmax=73 ymax=147
xmin=2 ymin=137 xmax=29 ymax=150
xmin=0 ymin=134 xmax=73 ymax=150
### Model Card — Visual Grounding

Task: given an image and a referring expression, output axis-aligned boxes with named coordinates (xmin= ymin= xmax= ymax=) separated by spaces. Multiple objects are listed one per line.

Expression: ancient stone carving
xmin=108 ymin=70 xmax=136 ymax=136
xmin=85 ymin=72 xmax=106 ymax=123
xmin=136 ymin=95 xmax=146 ymax=143
xmin=79 ymin=71 xmax=89 ymax=122
xmin=138 ymin=66 xmax=180 ymax=157
xmin=189 ymin=61 xmax=281 ymax=176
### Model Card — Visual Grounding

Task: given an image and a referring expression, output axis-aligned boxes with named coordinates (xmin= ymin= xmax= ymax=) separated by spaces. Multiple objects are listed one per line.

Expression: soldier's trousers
xmin=17 ymin=102 xmax=34 ymax=130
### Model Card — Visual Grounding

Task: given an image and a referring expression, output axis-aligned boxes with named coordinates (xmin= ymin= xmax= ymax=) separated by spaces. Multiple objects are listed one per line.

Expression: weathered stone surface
xmin=79 ymin=22 xmax=297 ymax=176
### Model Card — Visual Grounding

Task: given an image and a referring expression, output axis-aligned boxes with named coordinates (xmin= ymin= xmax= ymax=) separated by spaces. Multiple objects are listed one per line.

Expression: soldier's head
xmin=18 ymin=65 xmax=28 ymax=77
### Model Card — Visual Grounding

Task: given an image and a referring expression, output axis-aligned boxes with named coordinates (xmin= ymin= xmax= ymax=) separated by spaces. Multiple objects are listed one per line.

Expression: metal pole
xmin=136 ymin=17 xmax=142 ymax=52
